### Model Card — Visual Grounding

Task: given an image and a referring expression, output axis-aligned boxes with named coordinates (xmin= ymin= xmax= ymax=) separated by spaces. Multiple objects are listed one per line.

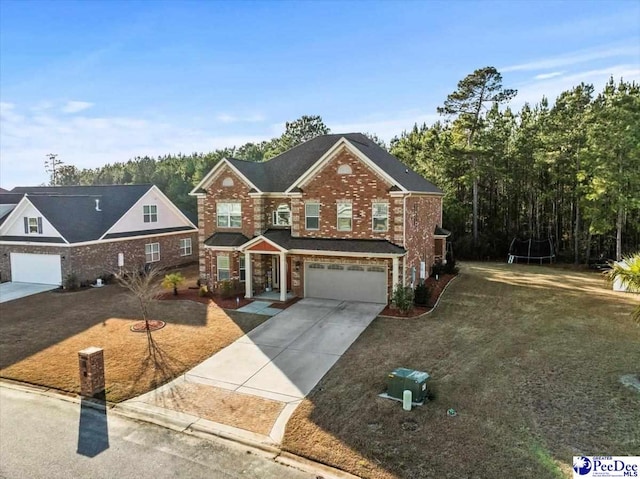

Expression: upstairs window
xmin=372 ymin=203 xmax=389 ymax=232
xmin=217 ymin=203 xmax=242 ymax=228
xmin=305 ymin=203 xmax=320 ymax=230
xmin=272 ymin=204 xmax=291 ymax=226
xmin=337 ymin=202 xmax=352 ymax=231
xmin=143 ymin=205 xmax=158 ymax=223
xmin=222 ymin=177 xmax=234 ymax=187
xmin=24 ymin=217 xmax=42 ymax=234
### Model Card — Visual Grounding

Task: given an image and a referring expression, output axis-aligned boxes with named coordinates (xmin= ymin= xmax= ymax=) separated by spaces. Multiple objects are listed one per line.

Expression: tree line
xmin=52 ymin=72 xmax=639 ymax=262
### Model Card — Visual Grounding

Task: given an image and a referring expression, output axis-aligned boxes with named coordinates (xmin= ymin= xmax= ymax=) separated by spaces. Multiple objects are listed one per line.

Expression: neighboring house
xmin=0 ymin=185 xmax=198 ymax=285
xmin=191 ymin=133 xmax=449 ymax=304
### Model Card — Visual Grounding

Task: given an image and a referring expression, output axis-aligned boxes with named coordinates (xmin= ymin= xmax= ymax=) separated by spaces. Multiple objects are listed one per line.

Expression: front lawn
xmin=283 ymin=262 xmax=640 ymax=479
xmin=0 ymin=283 xmax=267 ymax=402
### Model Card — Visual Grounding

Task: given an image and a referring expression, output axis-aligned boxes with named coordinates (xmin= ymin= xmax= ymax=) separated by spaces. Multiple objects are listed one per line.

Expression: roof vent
xmin=95 ymin=199 xmax=102 ymax=212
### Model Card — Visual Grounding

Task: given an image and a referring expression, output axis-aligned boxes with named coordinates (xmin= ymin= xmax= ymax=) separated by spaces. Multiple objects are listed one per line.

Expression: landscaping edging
xmin=378 ymin=274 xmax=459 ymax=319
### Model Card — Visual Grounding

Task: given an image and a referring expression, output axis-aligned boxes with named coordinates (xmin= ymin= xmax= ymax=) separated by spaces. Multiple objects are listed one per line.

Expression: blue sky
xmin=1 ymin=0 xmax=639 ymax=188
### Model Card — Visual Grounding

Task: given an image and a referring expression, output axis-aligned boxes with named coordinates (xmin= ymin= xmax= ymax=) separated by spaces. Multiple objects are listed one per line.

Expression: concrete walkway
xmin=122 ymin=298 xmax=384 ymax=445
xmin=0 ymin=282 xmax=58 ymax=303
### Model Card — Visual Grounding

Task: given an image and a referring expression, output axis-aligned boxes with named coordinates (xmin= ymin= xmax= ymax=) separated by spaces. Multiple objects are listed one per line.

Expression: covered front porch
xmin=241 ymin=236 xmax=293 ymax=303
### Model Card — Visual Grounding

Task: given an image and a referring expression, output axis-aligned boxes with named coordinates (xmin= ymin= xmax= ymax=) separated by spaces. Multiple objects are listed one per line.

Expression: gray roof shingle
xmin=224 ymin=133 xmax=442 ymax=194
xmin=9 ymin=185 xmax=157 ymax=243
xmin=262 ymin=229 xmax=406 ymax=255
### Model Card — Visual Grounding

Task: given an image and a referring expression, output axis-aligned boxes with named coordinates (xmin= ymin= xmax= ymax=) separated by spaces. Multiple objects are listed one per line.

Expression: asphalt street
xmin=0 ymin=386 xmax=314 ymax=479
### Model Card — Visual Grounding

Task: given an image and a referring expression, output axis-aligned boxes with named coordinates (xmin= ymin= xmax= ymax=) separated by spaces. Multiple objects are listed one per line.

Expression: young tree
xmin=438 ymin=67 xmax=516 ymax=247
xmin=116 ymin=267 xmax=163 ymax=340
xmin=162 ymin=272 xmax=185 ymax=296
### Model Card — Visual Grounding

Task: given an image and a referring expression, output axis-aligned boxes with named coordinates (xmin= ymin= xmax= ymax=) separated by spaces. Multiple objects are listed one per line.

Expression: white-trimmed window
xmin=24 ymin=217 xmax=42 ymax=234
xmin=179 ymin=238 xmax=192 ymax=256
xmin=222 ymin=177 xmax=234 ymax=187
xmin=145 ymin=242 xmax=160 ymax=263
xmin=217 ymin=255 xmax=230 ymax=281
xmin=305 ymin=203 xmax=320 ymax=230
xmin=143 ymin=205 xmax=158 ymax=223
xmin=239 ymin=256 xmax=246 ymax=281
xmin=372 ymin=202 xmax=389 ymax=231
xmin=337 ymin=202 xmax=352 ymax=231
xmin=272 ymin=204 xmax=291 ymax=226
xmin=217 ymin=202 xmax=242 ymax=228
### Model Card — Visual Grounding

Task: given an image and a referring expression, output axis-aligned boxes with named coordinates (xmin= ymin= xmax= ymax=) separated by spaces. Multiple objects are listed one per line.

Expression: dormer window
xmin=222 ymin=177 xmax=234 ymax=187
xmin=272 ymin=204 xmax=291 ymax=226
xmin=143 ymin=204 xmax=158 ymax=223
xmin=337 ymin=164 xmax=352 ymax=175
xmin=24 ymin=217 xmax=42 ymax=234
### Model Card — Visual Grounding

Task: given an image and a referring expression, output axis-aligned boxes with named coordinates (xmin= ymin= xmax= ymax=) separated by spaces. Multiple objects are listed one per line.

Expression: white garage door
xmin=10 ymin=253 xmax=62 ymax=285
xmin=305 ymin=263 xmax=387 ymax=303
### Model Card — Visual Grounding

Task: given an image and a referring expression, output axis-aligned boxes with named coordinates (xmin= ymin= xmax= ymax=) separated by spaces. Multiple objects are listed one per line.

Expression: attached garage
xmin=10 ymin=253 xmax=62 ymax=285
xmin=305 ymin=262 xmax=387 ymax=303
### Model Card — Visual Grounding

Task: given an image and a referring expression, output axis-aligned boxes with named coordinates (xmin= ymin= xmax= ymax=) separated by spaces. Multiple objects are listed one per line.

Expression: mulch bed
xmin=130 ymin=320 xmax=166 ymax=332
xmin=380 ymin=273 xmax=456 ymax=318
xmin=270 ymin=296 xmax=302 ymax=309
xmin=158 ymin=289 xmax=253 ymax=309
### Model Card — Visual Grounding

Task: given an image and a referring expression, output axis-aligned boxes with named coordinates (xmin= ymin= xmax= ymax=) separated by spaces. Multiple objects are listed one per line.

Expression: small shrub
xmin=162 ymin=272 xmax=185 ymax=295
xmin=198 ymin=285 xmax=209 ymax=297
xmin=431 ymin=261 xmax=445 ymax=278
xmin=99 ymin=273 xmax=114 ymax=284
xmin=414 ymin=281 xmax=431 ymax=306
xmin=64 ymin=273 xmax=80 ymax=291
xmin=443 ymin=255 xmax=459 ymax=275
xmin=392 ymin=283 xmax=414 ymax=314
xmin=219 ymin=279 xmax=233 ymax=298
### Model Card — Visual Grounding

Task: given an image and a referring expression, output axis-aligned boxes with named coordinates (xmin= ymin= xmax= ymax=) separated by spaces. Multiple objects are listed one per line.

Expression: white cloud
xmin=61 ymin=101 xmax=94 ymax=114
xmin=501 ymin=45 xmax=638 ymax=73
xmin=0 ymin=103 xmax=269 ymax=189
xmin=215 ymin=112 xmax=266 ymax=124
xmin=510 ymin=64 xmax=640 ymax=108
xmin=534 ymin=71 xmax=564 ymax=80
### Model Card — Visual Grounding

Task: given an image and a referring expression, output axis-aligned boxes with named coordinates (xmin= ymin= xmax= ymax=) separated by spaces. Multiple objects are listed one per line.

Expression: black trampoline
xmin=508 ymin=238 xmax=555 ymax=264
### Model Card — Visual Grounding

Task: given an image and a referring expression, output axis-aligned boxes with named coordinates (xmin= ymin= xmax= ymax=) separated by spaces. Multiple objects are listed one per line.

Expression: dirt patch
xmin=130 ymin=320 xmax=166 ymax=332
xmin=146 ymin=382 xmax=285 ymax=435
xmin=283 ymin=262 xmax=640 ymax=479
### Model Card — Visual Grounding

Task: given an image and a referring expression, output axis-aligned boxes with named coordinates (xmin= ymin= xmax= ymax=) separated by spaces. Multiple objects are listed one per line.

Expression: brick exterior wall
xmin=197 ymin=145 xmax=444 ymax=300
xmin=0 ymin=231 xmax=198 ymax=284
xmin=292 ymin=148 xmax=398 ymax=241
xmin=403 ymin=195 xmax=443 ymax=283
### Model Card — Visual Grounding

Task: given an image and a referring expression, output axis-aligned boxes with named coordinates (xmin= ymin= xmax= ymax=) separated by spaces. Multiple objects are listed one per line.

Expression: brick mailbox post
xmin=78 ymin=347 xmax=105 ymax=397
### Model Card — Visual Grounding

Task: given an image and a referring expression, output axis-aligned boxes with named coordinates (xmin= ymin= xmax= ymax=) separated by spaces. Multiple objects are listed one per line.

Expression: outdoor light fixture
xmin=295 ymin=261 xmax=301 ymax=272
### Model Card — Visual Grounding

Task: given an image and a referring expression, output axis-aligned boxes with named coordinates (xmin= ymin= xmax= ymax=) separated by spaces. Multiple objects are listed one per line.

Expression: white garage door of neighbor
xmin=10 ymin=253 xmax=62 ymax=285
xmin=305 ymin=262 xmax=387 ymax=303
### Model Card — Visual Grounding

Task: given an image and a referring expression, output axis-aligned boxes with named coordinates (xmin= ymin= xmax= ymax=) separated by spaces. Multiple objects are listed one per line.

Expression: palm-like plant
xmin=607 ymin=253 xmax=640 ymax=323
xmin=162 ymin=272 xmax=185 ymax=296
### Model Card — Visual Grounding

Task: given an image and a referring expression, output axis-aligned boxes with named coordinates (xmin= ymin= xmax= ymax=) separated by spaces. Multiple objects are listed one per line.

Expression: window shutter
xmin=24 ymin=217 xmax=28 ymax=234
xmin=37 ymin=217 xmax=43 ymax=234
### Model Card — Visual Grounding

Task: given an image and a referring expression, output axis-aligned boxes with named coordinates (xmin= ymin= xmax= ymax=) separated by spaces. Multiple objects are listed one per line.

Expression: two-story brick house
xmin=190 ymin=133 xmax=449 ymax=304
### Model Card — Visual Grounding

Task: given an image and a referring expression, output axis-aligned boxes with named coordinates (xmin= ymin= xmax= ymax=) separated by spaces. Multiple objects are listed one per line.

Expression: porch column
xmin=245 ymin=251 xmax=252 ymax=298
xmin=392 ymin=256 xmax=399 ymax=289
xmin=279 ymin=252 xmax=287 ymax=302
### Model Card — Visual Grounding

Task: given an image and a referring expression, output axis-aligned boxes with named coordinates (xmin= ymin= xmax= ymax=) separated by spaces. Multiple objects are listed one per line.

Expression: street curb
xmin=0 ymin=379 xmax=362 ymax=479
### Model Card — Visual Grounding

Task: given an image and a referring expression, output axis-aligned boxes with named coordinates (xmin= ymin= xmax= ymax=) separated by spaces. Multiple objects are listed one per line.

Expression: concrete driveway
xmin=186 ymin=298 xmax=384 ymax=401
xmin=0 ymin=282 xmax=58 ymax=303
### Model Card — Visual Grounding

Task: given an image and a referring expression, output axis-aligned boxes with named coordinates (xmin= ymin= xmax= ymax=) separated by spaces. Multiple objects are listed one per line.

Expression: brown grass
xmin=283 ymin=262 xmax=640 ymax=479
xmin=0 ymin=280 xmax=267 ymax=402
xmin=145 ymin=382 xmax=285 ymax=435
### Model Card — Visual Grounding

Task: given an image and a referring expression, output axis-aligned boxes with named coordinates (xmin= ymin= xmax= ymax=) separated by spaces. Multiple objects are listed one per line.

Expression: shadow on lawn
xmin=0 ymin=285 xmax=210 ymax=370
xmin=281 ymin=262 xmax=640 ymax=479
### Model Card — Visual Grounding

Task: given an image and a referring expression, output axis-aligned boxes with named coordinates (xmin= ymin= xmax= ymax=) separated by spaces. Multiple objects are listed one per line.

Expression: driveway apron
xmin=123 ymin=298 xmax=383 ymax=444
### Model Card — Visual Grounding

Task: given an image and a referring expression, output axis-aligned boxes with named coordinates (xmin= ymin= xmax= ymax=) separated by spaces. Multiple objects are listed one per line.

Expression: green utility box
xmin=387 ymin=368 xmax=430 ymax=403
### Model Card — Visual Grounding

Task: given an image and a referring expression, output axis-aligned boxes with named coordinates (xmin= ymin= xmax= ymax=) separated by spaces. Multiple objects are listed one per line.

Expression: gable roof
xmin=193 ymin=133 xmax=442 ymax=195
xmin=7 ymin=184 xmax=155 ymax=243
